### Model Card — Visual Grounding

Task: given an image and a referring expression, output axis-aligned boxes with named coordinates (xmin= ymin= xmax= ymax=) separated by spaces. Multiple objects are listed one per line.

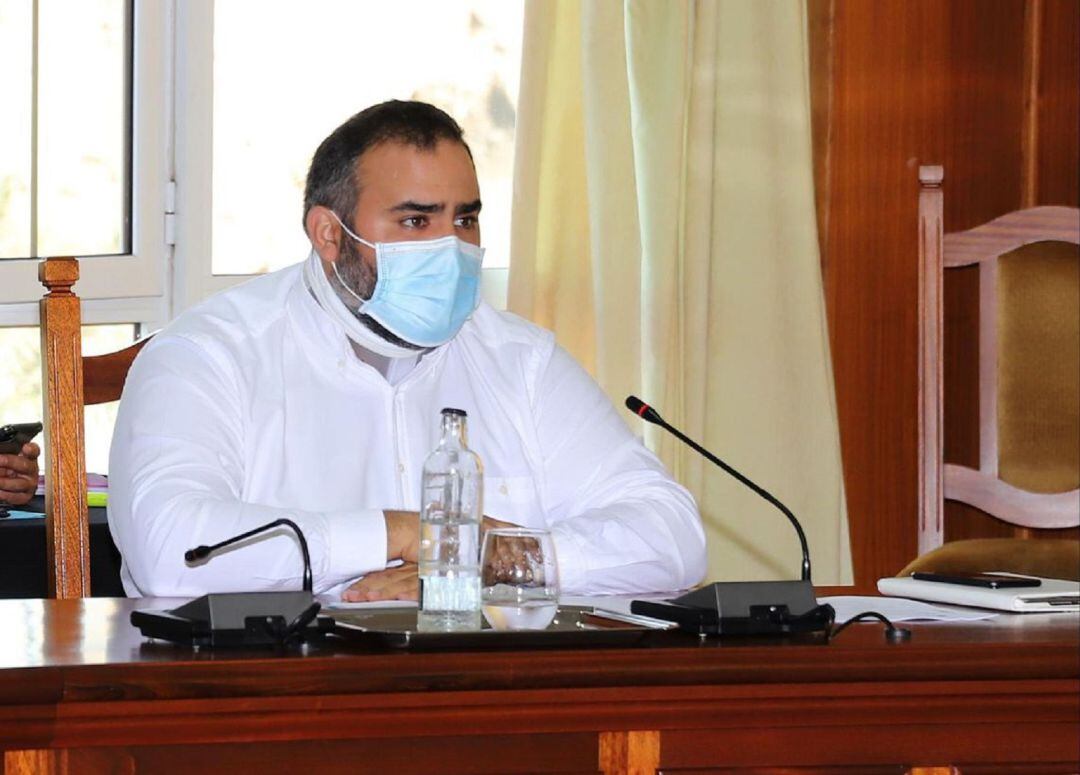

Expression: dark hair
xmin=302 ymin=100 xmax=471 ymax=231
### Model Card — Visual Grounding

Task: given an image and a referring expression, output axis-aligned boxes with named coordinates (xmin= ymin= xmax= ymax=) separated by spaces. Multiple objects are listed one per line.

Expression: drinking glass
xmin=480 ymin=528 xmax=559 ymax=630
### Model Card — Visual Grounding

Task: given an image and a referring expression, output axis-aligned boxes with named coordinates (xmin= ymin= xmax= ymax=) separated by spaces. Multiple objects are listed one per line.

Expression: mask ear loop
xmin=327 ymin=211 xmax=375 ymax=249
xmin=326 ymin=211 xmax=377 ymax=306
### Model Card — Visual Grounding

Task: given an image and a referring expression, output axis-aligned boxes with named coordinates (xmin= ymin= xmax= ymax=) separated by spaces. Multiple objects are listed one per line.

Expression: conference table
xmin=0 ymin=596 xmax=1077 ymax=774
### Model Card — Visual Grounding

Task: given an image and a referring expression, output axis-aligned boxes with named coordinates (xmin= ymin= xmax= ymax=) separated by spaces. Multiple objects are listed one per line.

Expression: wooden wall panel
xmin=939 ymin=0 xmax=1027 ymax=545
xmin=814 ymin=0 xmax=948 ymax=588
xmin=1037 ymin=0 xmax=1080 ymax=205
xmin=940 ymin=0 xmax=1027 ymax=231
xmin=812 ymin=0 xmax=1080 ymax=587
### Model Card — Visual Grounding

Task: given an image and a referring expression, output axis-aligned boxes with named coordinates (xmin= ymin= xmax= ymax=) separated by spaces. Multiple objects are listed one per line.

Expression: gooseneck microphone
xmin=626 ymin=395 xmax=812 ymax=582
xmin=131 ymin=519 xmax=326 ymax=647
xmin=185 ymin=518 xmax=313 ymax=592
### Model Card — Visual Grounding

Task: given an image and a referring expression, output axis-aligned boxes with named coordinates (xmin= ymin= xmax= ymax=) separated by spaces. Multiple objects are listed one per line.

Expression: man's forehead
xmin=354 ymin=139 xmax=477 ymax=195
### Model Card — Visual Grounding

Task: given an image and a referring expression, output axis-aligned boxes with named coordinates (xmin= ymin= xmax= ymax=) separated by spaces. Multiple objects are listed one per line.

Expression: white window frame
xmin=0 ymin=0 xmax=172 ymax=332
xmin=172 ymin=0 xmax=509 ymax=316
xmin=171 ymin=0 xmax=241 ymax=313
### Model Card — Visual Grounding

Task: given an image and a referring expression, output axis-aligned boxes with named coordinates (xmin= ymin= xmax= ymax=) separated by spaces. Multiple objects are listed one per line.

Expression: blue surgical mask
xmin=329 ymin=213 xmax=484 ymax=348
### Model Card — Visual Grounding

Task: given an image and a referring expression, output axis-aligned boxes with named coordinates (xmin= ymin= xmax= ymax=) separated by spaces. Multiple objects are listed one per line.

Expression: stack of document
xmin=877 ymin=574 xmax=1079 ymax=613
xmin=35 ymin=473 xmax=109 ymax=507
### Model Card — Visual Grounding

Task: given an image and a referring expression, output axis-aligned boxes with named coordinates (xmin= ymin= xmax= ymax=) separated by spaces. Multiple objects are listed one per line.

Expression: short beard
xmin=333 ymin=237 xmax=425 ymax=351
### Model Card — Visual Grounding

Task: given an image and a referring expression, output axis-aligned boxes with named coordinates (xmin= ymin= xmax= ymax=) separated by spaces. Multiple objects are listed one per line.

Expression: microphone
xmin=625 ymin=395 xmax=834 ymax=637
xmin=185 ymin=518 xmax=313 ymax=592
xmin=131 ymin=518 xmax=327 ymax=647
xmin=626 ymin=395 xmax=811 ymax=581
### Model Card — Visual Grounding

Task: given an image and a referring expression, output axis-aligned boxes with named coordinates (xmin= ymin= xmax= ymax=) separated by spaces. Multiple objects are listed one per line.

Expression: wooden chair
xmin=906 ymin=166 xmax=1080 ymax=580
xmin=39 ymin=257 xmax=150 ymax=598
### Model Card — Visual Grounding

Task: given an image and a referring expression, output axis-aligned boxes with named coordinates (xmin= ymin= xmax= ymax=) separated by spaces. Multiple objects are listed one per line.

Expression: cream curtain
xmin=509 ymin=0 xmax=852 ymax=584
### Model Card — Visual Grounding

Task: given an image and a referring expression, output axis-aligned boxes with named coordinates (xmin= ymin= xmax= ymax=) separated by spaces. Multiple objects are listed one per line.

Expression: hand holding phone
xmin=0 ymin=422 xmax=43 ymax=455
xmin=911 ymin=571 xmax=1042 ymax=589
xmin=1 ymin=422 xmax=43 ymax=508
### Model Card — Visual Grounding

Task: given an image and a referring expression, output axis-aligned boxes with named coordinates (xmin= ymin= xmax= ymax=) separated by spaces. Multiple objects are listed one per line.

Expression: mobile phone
xmin=0 ymin=422 xmax=43 ymax=455
xmin=911 ymin=571 xmax=1042 ymax=589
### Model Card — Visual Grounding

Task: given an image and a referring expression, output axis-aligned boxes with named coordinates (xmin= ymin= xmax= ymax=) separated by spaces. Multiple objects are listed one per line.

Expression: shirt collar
xmin=290 ymin=262 xmax=421 ymax=383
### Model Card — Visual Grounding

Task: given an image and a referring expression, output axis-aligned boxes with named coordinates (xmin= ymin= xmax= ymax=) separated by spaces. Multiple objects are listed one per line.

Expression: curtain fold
xmin=510 ymin=0 xmax=852 ymax=584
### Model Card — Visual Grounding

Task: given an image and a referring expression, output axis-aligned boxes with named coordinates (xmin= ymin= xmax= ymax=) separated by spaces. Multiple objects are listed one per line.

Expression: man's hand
xmin=480 ymin=519 xmax=547 ymax=587
xmin=355 ymin=513 xmax=523 ymax=602
xmin=0 ymin=442 xmax=40 ymax=507
xmin=342 ymin=563 xmax=418 ymax=602
xmin=385 ymin=510 xmax=419 ymax=562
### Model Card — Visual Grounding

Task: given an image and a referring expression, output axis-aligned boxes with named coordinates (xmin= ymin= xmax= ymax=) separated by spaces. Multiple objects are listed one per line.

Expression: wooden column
xmin=38 ymin=257 xmax=90 ymax=599
xmin=598 ymin=730 xmax=659 ymax=775
xmin=4 ymin=750 xmax=67 ymax=775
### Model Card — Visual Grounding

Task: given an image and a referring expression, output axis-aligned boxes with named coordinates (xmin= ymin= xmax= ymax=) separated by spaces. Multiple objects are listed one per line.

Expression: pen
xmin=588 ymin=607 xmax=679 ymax=630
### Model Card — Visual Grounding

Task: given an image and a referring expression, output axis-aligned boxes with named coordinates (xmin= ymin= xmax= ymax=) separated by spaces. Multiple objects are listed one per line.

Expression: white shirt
xmin=109 ymin=262 xmax=706 ymax=597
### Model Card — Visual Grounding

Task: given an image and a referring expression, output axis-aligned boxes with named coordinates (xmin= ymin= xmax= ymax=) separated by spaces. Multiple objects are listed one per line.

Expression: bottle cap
xmin=441 ymin=407 xmax=467 ymax=417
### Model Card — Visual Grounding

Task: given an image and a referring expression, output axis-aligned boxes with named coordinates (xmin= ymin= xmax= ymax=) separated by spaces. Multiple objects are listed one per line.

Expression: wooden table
xmin=0 ymin=597 xmax=1077 ymax=774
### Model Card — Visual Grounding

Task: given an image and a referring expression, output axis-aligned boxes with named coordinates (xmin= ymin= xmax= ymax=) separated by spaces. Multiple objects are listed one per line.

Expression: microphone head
xmin=625 ymin=395 xmax=663 ymax=425
xmin=184 ymin=546 xmax=210 ymax=563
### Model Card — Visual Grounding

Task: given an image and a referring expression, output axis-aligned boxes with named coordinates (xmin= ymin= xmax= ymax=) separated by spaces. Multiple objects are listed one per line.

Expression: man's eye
xmin=402 ymin=216 xmax=427 ymax=228
xmin=455 ymin=215 xmax=478 ymax=229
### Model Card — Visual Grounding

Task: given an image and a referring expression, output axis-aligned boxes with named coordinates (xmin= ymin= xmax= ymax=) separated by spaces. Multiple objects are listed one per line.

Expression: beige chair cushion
xmin=997 ymin=242 xmax=1080 ymax=494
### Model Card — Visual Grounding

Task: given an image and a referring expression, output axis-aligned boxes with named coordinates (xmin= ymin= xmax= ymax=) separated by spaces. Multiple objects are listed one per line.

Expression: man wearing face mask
xmin=109 ymin=100 xmax=706 ymax=599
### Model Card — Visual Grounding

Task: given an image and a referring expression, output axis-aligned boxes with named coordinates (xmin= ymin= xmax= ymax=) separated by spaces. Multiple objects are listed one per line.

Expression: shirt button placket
xmin=393 ymin=391 xmax=408 ymax=503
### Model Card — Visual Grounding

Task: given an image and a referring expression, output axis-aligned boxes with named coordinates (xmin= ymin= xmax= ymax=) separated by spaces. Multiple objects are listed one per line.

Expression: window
xmin=0 ymin=0 xmax=169 ymax=308
xmin=174 ymin=1 xmax=524 ymax=309
xmin=0 ymin=0 xmax=130 ymax=261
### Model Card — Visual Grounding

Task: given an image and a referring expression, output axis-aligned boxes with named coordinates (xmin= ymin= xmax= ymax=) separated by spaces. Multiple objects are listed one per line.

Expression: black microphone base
xmin=131 ymin=591 xmax=331 ymax=647
xmin=631 ymin=580 xmax=833 ymax=636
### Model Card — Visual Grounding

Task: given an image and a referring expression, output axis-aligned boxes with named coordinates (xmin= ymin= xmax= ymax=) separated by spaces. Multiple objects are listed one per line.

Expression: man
xmin=109 ymin=100 xmax=705 ymax=599
xmin=0 ymin=443 xmax=39 ymax=506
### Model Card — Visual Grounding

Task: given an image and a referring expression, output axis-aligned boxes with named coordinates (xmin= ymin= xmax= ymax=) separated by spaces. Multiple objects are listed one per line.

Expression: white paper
xmin=322 ymin=598 xmax=418 ymax=610
xmin=560 ymin=592 xmax=679 ymax=615
xmin=821 ymin=595 xmax=998 ymax=623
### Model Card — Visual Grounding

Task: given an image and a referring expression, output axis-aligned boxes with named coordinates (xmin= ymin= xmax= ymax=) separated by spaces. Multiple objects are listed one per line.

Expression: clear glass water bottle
xmin=417 ymin=407 xmax=483 ymax=631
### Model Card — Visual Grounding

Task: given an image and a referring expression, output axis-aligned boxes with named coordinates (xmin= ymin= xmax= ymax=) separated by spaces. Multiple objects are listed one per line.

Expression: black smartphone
xmin=911 ymin=571 xmax=1042 ymax=589
xmin=0 ymin=422 xmax=43 ymax=455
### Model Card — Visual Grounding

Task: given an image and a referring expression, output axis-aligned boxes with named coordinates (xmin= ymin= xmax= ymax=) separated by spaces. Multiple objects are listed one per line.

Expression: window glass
xmin=0 ymin=1 xmax=32 ymax=258
xmin=211 ymin=0 xmax=523 ymax=275
xmin=0 ymin=324 xmax=137 ymax=475
xmin=0 ymin=0 xmax=131 ymax=260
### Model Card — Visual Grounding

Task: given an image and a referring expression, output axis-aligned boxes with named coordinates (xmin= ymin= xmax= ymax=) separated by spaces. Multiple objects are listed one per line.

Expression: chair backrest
xmin=39 ymin=257 xmax=150 ymax=598
xmin=917 ymin=166 xmax=1080 ymax=555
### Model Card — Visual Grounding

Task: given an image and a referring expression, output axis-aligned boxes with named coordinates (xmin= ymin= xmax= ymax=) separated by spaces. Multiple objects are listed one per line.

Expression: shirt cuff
xmin=550 ymin=525 xmax=588 ymax=595
xmin=324 ymin=508 xmax=387 ymax=585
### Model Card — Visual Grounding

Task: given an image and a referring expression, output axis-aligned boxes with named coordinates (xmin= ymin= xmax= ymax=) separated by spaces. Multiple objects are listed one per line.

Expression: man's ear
xmin=306 ymin=206 xmax=341 ymax=263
